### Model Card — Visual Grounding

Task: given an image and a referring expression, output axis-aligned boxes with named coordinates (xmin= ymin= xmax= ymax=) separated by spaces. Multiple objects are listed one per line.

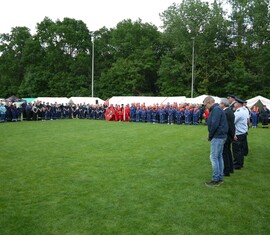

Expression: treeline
xmin=0 ymin=0 xmax=269 ymax=100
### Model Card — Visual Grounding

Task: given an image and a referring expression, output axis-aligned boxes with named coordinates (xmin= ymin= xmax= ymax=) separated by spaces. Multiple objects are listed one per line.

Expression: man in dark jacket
xmin=220 ymin=98 xmax=235 ymax=176
xmin=203 ymin=96 xmax=228 ymax=187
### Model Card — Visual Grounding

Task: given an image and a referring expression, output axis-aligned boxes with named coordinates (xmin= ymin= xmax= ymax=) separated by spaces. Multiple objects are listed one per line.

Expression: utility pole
xmin=91 ymin=34 xmax=95 ymax=97
xmin=191 ymin=37 xmax=195 ymax=98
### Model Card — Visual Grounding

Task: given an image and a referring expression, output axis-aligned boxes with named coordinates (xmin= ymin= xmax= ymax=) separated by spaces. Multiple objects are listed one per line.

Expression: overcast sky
xmin=1 ymin=0 xmax=178 ymax=34
xmin=1 ymin=0 xmax=221 ymax=34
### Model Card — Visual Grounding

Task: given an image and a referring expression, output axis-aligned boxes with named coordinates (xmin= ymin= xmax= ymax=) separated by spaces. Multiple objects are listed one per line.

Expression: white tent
xmin=186 ymin=95 xmax=221 ymax=104
xmin=36 ymin=97 xmax=69 ymax=104
xmin=161 ymin=96 xmax=187 ymax=105
xmin=69 ymin=97 xmax=104 ymax=105
xmin=246 ymin=95 xmax=270 ymax=109
xmin=108 ymin=95 xmax=225 ymax=106
xmin=108 ymin=96 xmax=168 ymax=106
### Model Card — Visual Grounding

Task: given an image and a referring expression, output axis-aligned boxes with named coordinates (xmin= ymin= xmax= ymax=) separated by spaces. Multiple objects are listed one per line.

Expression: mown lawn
xmin=0 ymin=120 xmax=269 ymax=235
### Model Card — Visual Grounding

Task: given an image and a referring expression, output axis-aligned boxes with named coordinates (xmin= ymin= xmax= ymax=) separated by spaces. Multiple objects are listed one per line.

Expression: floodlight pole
xmin=91 ymin=33 xmax=95 ymax=98
xmin=191 ymin=37 xmax=195 ymax=98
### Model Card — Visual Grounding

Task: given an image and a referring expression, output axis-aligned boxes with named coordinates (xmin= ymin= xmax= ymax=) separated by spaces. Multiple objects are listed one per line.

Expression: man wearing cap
xmin=203 ymin=96 xmax=228 ymax=187
xmin=228 ymin=95 xmax=237 ymax=111
xmin=220 ymin=98 xmax=235 ymax=176
xmin=232 ymin=97 xmax=249 ymax=169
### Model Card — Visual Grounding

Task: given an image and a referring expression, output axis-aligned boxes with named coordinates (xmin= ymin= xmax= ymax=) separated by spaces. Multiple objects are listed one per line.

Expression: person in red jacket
xmin=124 ymin=104 xmax=130 ymax=121
xmin=105 ymin=104 xmax=115 ymax=121
xmin=204 ymin=108 xmax=209 ymax=125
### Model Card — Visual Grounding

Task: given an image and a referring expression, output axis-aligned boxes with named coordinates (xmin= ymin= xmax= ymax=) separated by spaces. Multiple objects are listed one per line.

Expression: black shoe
xmin=218 ymin=180 xmax=224 ymax=184
xmin=234 ymin=165 xmax=242 ymax=169
xmin=205 ymin=180 xmax=220 ymax=187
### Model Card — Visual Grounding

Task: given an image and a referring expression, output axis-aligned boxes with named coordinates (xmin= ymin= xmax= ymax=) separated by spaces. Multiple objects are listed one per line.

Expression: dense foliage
xmin=0 ymin=0 xmax=269 ymax=100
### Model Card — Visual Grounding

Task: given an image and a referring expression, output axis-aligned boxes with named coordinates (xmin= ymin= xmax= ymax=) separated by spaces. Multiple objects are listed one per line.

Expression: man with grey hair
xmin=220 ymin=98 xmax=235 ymax=176
xmin=203 ymin=96 xmax=228 ymax=187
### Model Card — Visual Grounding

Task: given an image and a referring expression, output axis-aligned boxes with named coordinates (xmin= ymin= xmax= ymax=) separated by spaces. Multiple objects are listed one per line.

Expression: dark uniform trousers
xmin=223 ymin=139 xmax=234 ymax=175
xmin=243 ymin=132 xmax=249 ymax=156
xmin=232 ymin=133 xmax=247 ymax=169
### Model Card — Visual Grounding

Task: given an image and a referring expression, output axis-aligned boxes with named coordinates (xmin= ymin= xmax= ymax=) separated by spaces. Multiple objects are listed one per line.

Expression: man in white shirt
xmin=232 ymin=98 xmax=249 ymax=169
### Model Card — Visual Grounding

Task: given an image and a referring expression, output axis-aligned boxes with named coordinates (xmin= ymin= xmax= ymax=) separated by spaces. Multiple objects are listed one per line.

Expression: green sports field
xmin=0 ymin=120 xmax=269 ymax=235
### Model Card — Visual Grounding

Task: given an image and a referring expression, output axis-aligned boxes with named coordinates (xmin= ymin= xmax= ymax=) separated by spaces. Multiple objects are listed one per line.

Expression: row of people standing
xmin=0 ymin=101 xmax=108 ymax=122
xmin=106 ymin=103 xmax=206 ymax=125
xmin=249 ymin=104 xmax=270 ymax=128
xmin=204 ymin=95 xmax=255 ymax=187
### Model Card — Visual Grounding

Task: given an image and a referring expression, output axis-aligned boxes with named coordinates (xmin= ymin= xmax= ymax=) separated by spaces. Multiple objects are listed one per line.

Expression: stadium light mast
xmin=191 ymin=37 xmax=195 ymax=98
xmin=91 ymin=33 xmax=95 ymax=98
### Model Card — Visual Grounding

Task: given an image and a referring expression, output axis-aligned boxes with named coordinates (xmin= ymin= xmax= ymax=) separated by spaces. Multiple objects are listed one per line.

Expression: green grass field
xmin=1 ymin=120 xmax=269 ymax=235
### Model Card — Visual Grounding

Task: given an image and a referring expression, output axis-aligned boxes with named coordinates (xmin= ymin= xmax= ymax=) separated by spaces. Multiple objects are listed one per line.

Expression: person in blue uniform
xmin=167 ymin=105 xmax=174 ymax=125
xmin=260 ymin=105 xmax=269 ymax=128
xmin=5 ymin=102 xmax=12 ymax=122
xmin=192 ymin=106 xmax=200 ymax=125
xmin=251 ymin=106 xmax=259 ymax=128
xmin=140 ymin=106 xmax=147 ymax=122
xmin=130 ymin=103 xmax=136 ymax=122
xmin=26 ymin=103 xmax=32 ymax=120
xmin=152 ymin=106 xmax=157 ymax=124
xmin=147 ymin=106 xmax=152 ymax=123
xmin=0 ymin=103 xmax=6 ymax=122
xmin=184 ymin=106 xmax=192 ymax=125
xmin=159 ymin=105 xmax=166 ymax=124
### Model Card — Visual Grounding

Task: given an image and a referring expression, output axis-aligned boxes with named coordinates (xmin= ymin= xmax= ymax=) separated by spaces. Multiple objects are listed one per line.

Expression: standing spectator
xmin=220 ymin=98 xmax=235 ymax=176
xmin=243 ymin=101 xmax=250 ymax=157
xmin=192 ymin=105 xmax=200 ymax=125
xmin=204 ymin=108 xmax=209 ymax=125
xmin=260 ymin=105 xmax=269 ymax=128
xmin=232 ymin=98 xmax=249 ymax=169
xmin=5 ymin=102 xmax=12 ymax=122
xmin=21 ymin=100 xmax=27 ymax=120
xmin=26 ymin=103 xmax=32 ymax=120
xmin=251 ymin=106 xmax=259 ymax=128
xmin=228 ymin=95 xmax=237 ymax=111
xmin=0 ymin=103 xmax=6 ymax=122
xmin=203 ymin=96 xmax=228 ymax=187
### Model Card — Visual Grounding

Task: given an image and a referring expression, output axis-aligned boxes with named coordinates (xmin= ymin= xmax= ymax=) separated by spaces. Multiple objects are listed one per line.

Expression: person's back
xmin=208 ymin=103 xmax=228 ymax=140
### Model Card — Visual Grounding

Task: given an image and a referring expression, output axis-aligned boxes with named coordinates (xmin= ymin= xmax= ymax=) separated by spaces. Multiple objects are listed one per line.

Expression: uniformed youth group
xmin=0 ymin=101 xmax=108 ymax=122
xmin=204 ymin=95 xmax=269 ymax=187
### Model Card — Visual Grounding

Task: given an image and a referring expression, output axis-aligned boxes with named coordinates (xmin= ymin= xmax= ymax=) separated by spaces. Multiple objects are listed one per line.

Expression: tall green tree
xmin=0 ymin=27 xmax=32 ymax=97
xmin=97 ymin=19 xmax=162 ymax=98
xmin=226 ymin=0 xmax=270 ymax=98
xmin=159 ymin=0 xmax=229 ymax=97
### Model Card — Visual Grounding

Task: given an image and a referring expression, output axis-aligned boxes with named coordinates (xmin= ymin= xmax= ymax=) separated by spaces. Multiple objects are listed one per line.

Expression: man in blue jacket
xmin=203 ymin=96 xmax=228 ymax=187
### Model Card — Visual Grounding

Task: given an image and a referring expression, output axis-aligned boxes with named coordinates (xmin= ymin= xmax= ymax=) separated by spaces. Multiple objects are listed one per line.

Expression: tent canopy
xmin=108 ymin=95 xmax=225 ymax=106
xmin=109 ymin=96 xmax=167 ymax=106
xmin=22 ymin=98 xmax=37 ymax=103
xmin=69 ymin=97 xmax=104 ymax=105
xmin=246 ymin=95 xmax=270 ymax=110
xmin=6 ymin=95 xmax=20 ymax=102
xmin=36 ymin=97 xmax=69 ymax=104
xmin=186 ymin=95 xmax=221 ymax=104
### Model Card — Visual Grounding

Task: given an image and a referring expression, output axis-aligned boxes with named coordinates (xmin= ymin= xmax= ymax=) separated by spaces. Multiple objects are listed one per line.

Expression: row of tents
xmin=1 ymin=95 xmax=270 ymax=109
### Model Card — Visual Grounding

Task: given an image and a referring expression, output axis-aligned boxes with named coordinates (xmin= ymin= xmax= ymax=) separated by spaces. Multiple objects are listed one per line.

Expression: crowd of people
xmin=0 ymin=101 xmax=108 ymax=122
xmin=204 ymin=95 xmax=269 ymax=188
xmin=0 ymin=98 xmax=269 ymax=127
